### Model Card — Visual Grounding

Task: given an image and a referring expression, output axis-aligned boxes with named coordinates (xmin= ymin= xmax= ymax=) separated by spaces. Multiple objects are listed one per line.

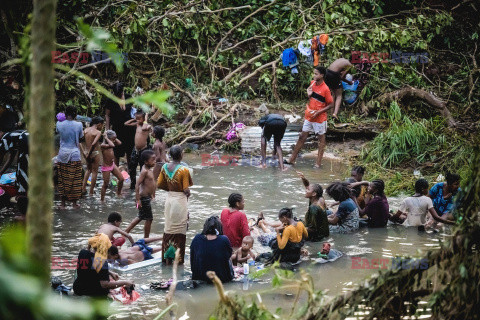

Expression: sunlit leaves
xmin=76 ymin=19 xmax=125 ymax=72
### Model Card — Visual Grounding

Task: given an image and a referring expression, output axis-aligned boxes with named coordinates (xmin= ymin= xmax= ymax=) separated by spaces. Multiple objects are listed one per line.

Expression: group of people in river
xmin=51 ymin=64 xmax=461 ymax=297
xmin=72 ymin=154 xmax=461 ymax=296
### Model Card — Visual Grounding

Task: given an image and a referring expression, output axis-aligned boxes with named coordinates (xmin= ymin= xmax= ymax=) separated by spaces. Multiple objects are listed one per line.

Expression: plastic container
xmin=243 ymin=263 xmax=249 ymax=275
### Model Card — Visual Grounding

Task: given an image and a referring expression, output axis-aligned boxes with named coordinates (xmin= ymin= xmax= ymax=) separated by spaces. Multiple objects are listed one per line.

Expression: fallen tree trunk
xmin=364 ymin=86 xmax=456 ymax=127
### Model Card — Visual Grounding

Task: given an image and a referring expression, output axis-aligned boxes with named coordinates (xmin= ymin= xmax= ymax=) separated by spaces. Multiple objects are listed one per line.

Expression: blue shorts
xmin=133 ymin=239 xmax=153 ymax=260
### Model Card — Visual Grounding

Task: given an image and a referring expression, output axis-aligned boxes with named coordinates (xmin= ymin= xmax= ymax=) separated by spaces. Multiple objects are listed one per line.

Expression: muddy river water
xmin=3 ymin=154 xmax=446 ymax=319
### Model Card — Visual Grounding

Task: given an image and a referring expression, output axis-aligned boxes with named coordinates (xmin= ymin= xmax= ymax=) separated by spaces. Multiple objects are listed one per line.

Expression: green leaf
xmin=132 ymin=90 xmax=175 ymax=117
xmin=459 ymin=264 xmax=468 ymax=278
xmin=255 ymin=62 xmax=262 ymax=67
xmin=272 ymin=274 xmax=282 ymax=287
xmin=76 ymin=19 xmax=124 ymax=72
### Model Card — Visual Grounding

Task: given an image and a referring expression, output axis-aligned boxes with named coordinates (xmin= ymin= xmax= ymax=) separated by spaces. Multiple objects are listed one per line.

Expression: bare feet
xmin=255 ymin=211 xmax=265 ymax=226
xmin=58 ymin=205 xmax=66 ymax=210
xmin=313 ymin=164 xmax=321 ymax=169
xmin=256 ymin=163 xmax=267 ymax=169
xmin=73 ymin=202 xmax=81 ymax=209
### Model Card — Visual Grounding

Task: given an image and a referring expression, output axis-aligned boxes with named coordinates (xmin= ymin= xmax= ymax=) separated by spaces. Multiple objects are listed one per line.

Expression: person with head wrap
xmin=73 ymin=233 xmax=133 ymax=297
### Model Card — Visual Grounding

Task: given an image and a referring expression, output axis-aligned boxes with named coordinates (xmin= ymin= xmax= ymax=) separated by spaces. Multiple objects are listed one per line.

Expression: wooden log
xmin=364 ymin=85 xmax=456 ymax=127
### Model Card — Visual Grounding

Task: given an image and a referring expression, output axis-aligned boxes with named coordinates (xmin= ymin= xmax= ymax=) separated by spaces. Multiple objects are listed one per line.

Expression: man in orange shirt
xmin=286 ymin=66 xmax=334 ymax=168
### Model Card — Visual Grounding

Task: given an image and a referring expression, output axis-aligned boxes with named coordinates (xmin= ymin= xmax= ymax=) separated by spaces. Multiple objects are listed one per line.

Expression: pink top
xmin=220 ymin=208 xmax=250 ymax=248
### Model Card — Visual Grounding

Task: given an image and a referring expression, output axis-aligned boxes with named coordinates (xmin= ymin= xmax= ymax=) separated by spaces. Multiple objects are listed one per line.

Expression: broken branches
xmin=208 ymin=0 xmax=277 ymax=64
xmin=365 ymin=85 xmax=456 ymax=127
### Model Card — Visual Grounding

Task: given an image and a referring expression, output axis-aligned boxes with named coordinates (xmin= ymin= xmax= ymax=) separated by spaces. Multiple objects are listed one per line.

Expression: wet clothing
xmin=329 ymin=198 xmax=360 ymax=233
xmin=56 ymin=120 xmax=83 ymax=163
xmin=128 ymin=147 xmax=151 ymax=189
xmin=270 ymin=238 xmax=304 ymax=263
xmin=138 ymin=196 xmax=153 ymax=220
xmin=220 ymin=209 xmax=250 ymax=248
xmin=56 ymin=119 xmax=83 ymax=202
xmin=101 ymin=163 xmax=115 ymax=172
xmin=399 ymin=196 xmax=433 ymax=227
xmin=0 ymin=130 xmax=29 ymax=193
xmin=364 ymin=195 xmax=390 ymax=228
xmin=73 ymin=249 xmax=109 ymax=297
xmin=429 ymin=182 xmax=461 ymax=216
xmin=162 ymin=233 xmax=187 ymax=264
xmin=163 ymin=191 xmax=189 ymax=234
xmin=57 ymin=161 xmax=83 ymax=201
xmin=190 ymin=234 xmax=234 ymax=284
xmin=305 ymin=80 xmax=333 ymax=123
xmin=157 ymin=163 xmax=193 ymax=192
xmin=104 ymin=97 xmax=135 ymax=159
xmin=258 ymin=232 xmax=277 ymax=247
xmin=305 ymin=204 xmax=329 ymax=241
xmin=158 ymin=163 xmax=193 ymax=264
xmin=133 ymin=239 xmax=153 ymax=260
xmin=324 ymin=69 xmax=342 ymax=90
xmin=111 ymin=237 xmax=126 ymax=247
xmin=276 ymin=222 xmax=308 ymax=250
xmin=259 ymin=114 xmax=287 ymax=145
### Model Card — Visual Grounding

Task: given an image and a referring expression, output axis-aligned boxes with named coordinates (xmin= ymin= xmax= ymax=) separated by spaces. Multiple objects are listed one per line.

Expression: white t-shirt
xmin=399 ymin=196 xmax=433 ymax=227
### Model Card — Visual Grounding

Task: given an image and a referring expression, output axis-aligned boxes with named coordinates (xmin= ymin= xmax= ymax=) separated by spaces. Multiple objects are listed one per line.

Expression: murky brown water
xmin=0 ymin=154 xmax=446 ymax=319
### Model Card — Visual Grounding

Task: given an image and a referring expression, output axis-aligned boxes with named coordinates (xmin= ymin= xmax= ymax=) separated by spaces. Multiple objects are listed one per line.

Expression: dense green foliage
xmin=360 ymin=102 xmax=474 ymax=195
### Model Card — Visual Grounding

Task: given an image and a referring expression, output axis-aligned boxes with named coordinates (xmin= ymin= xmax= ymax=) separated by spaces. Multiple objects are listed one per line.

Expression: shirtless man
xmin=118 ymin=236 xmax=163 ymax=265
xmin=324 ymin=58 xmax=353 ymax=120
xmin=100 ymin=130 xmax=125 ymax=201
xmin=81 ymin=116 xmax=104 ymax=195
xmin=152 ymin=125 xmax=168 ymax=181
xmin=125 ymin=110 xmax=152 ymax=189
xmin=97 ymin=212 xmax=134 ymax=247
xmin=125 ymin=150 xmax=156 ymax=238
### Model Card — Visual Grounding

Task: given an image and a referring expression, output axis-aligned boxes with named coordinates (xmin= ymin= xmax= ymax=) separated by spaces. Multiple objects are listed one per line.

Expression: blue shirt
xmin=190 ymin=234 xmax=233 ymax=284
xmin=336 ymin=198 xmax=357 ymax=223
xmin=56 ymin=120 xmax=83 ymax=162
xmin=429 ymin=182 xmax=461 ymax=215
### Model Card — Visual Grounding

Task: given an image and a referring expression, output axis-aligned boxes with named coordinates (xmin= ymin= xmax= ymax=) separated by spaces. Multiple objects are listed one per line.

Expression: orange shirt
xmin=305 ymin=80 xmax=333 ymax=123
xmin=276 ymin=222 xmax=308 ymax=250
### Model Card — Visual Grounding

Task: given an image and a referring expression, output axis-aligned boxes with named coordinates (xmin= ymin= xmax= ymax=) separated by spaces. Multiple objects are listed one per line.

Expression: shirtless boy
xmin=125 ymin=110 xmax=152 ymax=190
xmin=324 ymin=58 xmax=353 ymax=120
xmin=152 ymin=126 xmax=168 ymax=181
xmin=82 ymin=116 xmax=104 ymax=195
xmin=97 ymin=212 xmax=134 ymax=247
xmin=100 ymin=130 xmax=125 ymax=201
xmin=231 ymin=235 xmax=256 ymax=266
xmin=118 ymin=236 xmax=163 ymax=265
xmin=125 ymin=150 xmax=156 ymax=238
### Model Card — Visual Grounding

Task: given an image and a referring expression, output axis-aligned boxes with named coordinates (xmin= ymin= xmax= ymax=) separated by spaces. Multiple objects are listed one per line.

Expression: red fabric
xmin=220 ymin=208 xmax=250 ymax=248
xmin=112 ymin=237 xmax=125 ymax=247
xmin=305 ymin=80 xmax=333 ymax=123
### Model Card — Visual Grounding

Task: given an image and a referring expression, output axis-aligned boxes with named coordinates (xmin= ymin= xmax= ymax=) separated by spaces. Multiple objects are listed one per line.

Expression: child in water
xmin=125 ymin=150 xmax=157 ymax=238
xmin=152 ymin=125 xmax=168 ymax=181
xmin=100 ymin=130 xmax=125 ymax=201
xmin=97 ymin=212 xmax=134 ymax=247
xmin=231 ymin=235 xmax=256 ymax=266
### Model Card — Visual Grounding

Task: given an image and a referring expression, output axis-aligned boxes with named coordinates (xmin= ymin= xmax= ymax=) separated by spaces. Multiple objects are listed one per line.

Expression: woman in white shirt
xmin=391 ymin=179 xmax=454 ymax=227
